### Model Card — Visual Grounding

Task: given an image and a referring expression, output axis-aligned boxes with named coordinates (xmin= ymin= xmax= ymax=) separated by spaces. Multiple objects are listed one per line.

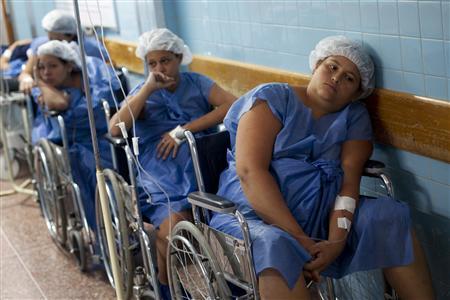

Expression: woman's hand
xmin=156 ymin=132 xmax=179 ymax=160
xmin=19 ymin=73 xmax=35 ymax=94
xmin=145 ymin=71 xmax=176 ymax=91
xmin=303 ymin=240 xmax=346 ymax=282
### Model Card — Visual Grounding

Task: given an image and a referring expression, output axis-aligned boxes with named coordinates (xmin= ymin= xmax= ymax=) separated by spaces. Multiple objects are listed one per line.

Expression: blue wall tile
xmin=379 ymin=36 xmax=402 ymax=70
xmin=422 ymin=39 xmax=447 ymax=77
xmin=342 ymin=1 xmax=361 ymax=32
xmin=326 ymin=1 xmax=345 ymax=30
xmin=445 ymin=41 xmax=450 ymax=77
xmin=298 ymin=1 xmax=313 ymax=27
xmin=398 ymin=1 xmax=420 ymax=37
xmin=430 ymin=159 xmax=450 ymax=185
xmin=379 ymin=68 xmax=404 ymax=91
xmin=379 ymin=1 xmax=399 ymax=35
xmin=419 ymin=1 xmax=443 ymax=39
xmin=425 ymin=75 xmax=448 ymax=100
xmin=403 ymin=72 xmax=425 ymax=96
xmin=443 ymin=2 xmax=450 ymax=40
xmin=360 ymin=2 xmax=380 ymax=33
xmin=283 ymin=1 xmax=299 ymax=26
xmin=401 ymin=37 xmax=423 ymax=73
xmin=311 ymin=1 xmax=328 ymax=29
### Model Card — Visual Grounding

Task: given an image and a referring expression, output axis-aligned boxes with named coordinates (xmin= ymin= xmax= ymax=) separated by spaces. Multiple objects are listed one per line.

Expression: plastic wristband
xmin=169 ymin=125 xmax=186 ymax=145
xmin=334 ymin=195 xmax=356 ymax=214
xmin=2 ymin=49 xmax=12 ymax=60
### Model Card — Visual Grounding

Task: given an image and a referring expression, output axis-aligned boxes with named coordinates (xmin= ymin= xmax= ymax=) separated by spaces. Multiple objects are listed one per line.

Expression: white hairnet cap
xmin=37 ymin=40 xmax=82 ymax=70
xmin=135 ymin=28 xmax=193 ymax=65
xmin=309 ymin=35 xmax=375 ymax=99
xmin=42 ymin=9 xmax=77 ymax=34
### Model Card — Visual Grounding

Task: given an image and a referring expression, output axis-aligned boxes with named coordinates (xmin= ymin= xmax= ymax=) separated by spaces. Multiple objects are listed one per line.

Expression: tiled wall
xmin=165 ymin=0 xmax=450 ymax=298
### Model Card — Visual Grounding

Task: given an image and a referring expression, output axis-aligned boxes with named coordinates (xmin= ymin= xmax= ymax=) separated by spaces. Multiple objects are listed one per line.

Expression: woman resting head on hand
xmin=209 ymin=35 xmax=434 ymax=300
xmin=109 ymin=28 xmax=236 ymax=299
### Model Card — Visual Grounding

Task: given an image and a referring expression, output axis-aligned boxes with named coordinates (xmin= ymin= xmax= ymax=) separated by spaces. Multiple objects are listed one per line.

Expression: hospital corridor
xmin=1 ymin=0 xmax=449 ymax=299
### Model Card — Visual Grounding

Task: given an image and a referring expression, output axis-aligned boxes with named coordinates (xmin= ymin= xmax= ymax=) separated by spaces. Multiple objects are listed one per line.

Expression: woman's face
xmin=37 ymin=54 xmax=72 ymax=87
xmin=145 ymin=50 xmax=182 ymax=79
xmin=308 ymin=55 xmax=362 ymax=113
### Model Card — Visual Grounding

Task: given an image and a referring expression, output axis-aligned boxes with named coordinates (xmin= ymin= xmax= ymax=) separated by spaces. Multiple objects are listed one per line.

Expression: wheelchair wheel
xmin=95 ymin=169 xmax=134 ymax=300
xmin=69 ymin=229 xmax=87 ymax=272
xmin=34 ymin=139 xmax=67 ymax=246
xmin=168 ymin=221 xmax=230 ymax=300
xmin=317 ymin=271 xmax=399 ymax=300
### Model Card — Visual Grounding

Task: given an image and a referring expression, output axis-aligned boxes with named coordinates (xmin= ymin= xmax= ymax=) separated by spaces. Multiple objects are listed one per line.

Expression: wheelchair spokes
xmin=168 ymin=221 xmax=230 ymax=300
xmin=34 ymin=139 xmax=67 ymax=246
xmin=96 ymin=169 xmax=134 ymax=299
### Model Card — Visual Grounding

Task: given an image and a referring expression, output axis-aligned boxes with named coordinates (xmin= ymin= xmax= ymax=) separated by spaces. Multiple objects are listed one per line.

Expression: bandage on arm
xmin=169 ymin=125 xmax=186 ymax=145
xmin=334 ymin=195 xmax=356 ymax=231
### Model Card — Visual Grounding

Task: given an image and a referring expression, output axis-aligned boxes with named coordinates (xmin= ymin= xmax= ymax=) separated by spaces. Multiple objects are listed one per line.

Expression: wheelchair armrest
xmin=188 ymin=191 xmax=236 ymax=214
xmin=363 ymin=159 xmax=386 ymax=177
xmin=104 ymin=133 xmax=127 ymax=147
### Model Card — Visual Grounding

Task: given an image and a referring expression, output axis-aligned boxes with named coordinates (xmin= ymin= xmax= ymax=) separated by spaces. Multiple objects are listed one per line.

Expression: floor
xmin=0 ymin=175 xmax=116 ymax=299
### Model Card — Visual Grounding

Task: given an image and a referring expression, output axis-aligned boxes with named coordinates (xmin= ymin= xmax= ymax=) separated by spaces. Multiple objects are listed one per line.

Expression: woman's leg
xmin=259 ymin=268 xmax=311 ymax=300
xmin=155 ymin=210 xmax=192 ymax=284
xmin=383 ymin=230 xmax=434 ymax=300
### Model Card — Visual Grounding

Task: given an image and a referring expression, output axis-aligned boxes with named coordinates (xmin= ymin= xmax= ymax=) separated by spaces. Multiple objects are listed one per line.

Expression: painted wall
xmin=6 ymin=0 xmax=449 ymax=298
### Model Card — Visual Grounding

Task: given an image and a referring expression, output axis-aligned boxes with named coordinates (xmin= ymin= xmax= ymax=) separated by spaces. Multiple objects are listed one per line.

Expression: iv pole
xmin=72 ymin=1 xmax=124 ymax=299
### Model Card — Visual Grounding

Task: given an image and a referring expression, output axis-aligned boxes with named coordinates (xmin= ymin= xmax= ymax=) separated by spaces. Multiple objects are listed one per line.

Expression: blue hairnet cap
xmin=41 ymin=9 xmax=77 ymax=35
xmin=135 ymin=28 xmax=193 ymax=65
xmin=37 ymin=40 xmax=82 ymax=70
xmin=309 ymin=35 xmax=375 ymax=99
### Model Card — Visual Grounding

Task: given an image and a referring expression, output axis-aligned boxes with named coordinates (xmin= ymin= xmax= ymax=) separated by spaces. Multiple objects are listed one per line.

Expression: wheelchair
xmin=33 ymin=111 xmax=101 ymax=271
xmin=166 ymin=129 xmax=399 ymax=300
xmin=94 ymin=97 xmax=165 ymax=299
xmin=33 ymin=66 xmax=131 ymax=272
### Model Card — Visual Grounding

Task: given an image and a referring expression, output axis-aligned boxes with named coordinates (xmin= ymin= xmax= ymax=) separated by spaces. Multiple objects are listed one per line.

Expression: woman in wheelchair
xmin=31 ymin=40 xmax=114 ymax=231
xmin=209 ymin=36 xmax=434 ymax=299
xmin=109 ymin=28 xmax=236 ymax=296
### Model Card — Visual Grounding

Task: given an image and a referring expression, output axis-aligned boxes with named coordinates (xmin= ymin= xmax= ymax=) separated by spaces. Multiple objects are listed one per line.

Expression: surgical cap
xmin=135 ymin=28 xmax=193 ymax=65
xmin=37 ymin=40 xmax=82 ymax=70
xmin=309 ymin=35 xmax=375 ymax=99
xmin=42 ymin=9 xmax=77 ymax=34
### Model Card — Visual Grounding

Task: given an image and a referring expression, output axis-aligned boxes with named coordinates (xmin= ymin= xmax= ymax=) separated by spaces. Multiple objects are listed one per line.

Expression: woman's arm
xmin=37 ymin=83 xmax=70 ymax=111
xmin=183 ymin=83 xmax=237 ymax=133
xmin=109 ymin=71 xmax=175 ymax=137
xmin=0 ymin=39 xmax=31 ymax=70
xmin=156 ymin=83 xmax=236 ymax=160
xmin=304 ymin=139 xmax=372 ymax=281
xmin=329 ymin=139 xmax=372 ymax=242
xmin=236 ymin=100 xmax=316 ymax=251
xmin=18 ymin=55 xmax=37 ymax=94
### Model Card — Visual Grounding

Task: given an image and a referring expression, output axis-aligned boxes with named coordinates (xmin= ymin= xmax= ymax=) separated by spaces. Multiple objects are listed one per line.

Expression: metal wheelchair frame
xmin=167 ymin=129 xmax=399 ymax=300
xmin=96 ymin=101 xmax=162 ymax=300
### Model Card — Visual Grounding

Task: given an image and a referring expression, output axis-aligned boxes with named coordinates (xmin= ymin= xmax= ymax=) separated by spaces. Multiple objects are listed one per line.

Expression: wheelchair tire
xmin=69 ymin=229 xmax=87 ymax=272
xmin=95 ymin=169 xmax=134 ymax=300
xmin=167 ymin=221 xmax=231 ymax=300
xmin=316 ymin=271 xmax=399 ymax=300
xmin=34 ymin=139 xmax=67 ymax=246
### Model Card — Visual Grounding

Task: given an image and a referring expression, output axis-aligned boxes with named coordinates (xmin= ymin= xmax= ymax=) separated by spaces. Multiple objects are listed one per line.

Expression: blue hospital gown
xmin=210 ymin=83 xmax=414 ymax=289
xmin=129 ymin=72 xmax=214 ymax=227
xmin=31 ymin=57 xmax=115 ymax=230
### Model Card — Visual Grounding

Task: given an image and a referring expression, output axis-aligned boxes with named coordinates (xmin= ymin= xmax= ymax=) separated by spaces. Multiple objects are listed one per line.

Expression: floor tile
xmin=1 ymin=254 xmax=45 ymax=299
